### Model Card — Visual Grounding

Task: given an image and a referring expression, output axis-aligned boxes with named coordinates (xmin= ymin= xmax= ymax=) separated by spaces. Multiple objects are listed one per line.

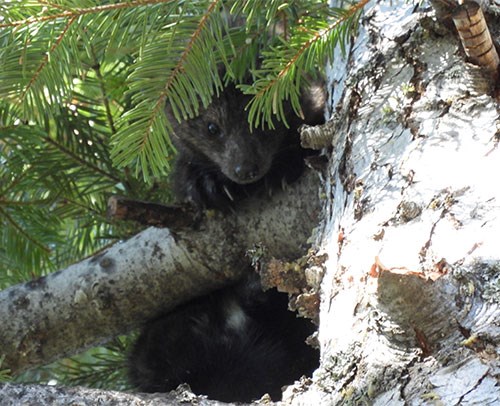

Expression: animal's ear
xmin=300 ymin=78 xmax=326 ymax=126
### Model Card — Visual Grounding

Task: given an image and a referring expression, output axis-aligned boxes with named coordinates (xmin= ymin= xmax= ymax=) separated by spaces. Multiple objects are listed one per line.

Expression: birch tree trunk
xmin=285 ymin=0 xmax=500 ymax=404
xmin=2 ymin=1 xmax=500 ymax=404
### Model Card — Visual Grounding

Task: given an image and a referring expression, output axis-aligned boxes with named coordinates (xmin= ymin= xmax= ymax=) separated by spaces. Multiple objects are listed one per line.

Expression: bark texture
xmin=0 ymin=383 xmax=227 ymax=406
xmin=285 ymin=0 xmax=500 ymax=404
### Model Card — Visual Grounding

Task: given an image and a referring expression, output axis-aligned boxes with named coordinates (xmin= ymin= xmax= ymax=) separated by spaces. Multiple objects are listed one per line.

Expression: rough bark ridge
xmin=284 ymin=1 xmax=500 ymax=404
xmin=0 ymin=383 xmax=227 ymax=406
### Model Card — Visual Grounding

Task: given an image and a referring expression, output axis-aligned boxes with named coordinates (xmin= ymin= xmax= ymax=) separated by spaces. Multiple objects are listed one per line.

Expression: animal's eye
xmin=207 ymin=122 xmax=220 ymax=136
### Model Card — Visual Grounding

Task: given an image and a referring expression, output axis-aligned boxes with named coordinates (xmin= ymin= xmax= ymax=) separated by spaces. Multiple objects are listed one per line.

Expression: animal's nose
xmin=234 ymin=164 xmax=260 ymax=183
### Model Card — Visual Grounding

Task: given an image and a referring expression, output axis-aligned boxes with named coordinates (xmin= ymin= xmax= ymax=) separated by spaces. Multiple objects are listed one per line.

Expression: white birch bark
xmin=286 ymin=1 xmax=500 ymax=404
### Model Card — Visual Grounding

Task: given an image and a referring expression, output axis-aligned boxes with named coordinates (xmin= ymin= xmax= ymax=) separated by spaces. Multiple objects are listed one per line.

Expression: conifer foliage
xmin=0 ymin=0 xmax=366 ymax=389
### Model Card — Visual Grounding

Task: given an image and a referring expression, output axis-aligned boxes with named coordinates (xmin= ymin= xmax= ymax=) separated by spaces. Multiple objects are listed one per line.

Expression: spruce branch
xmin=243 ymin=0 xmax=369 ymax=129
xmin=42 ymin=135 xmax=121 ymax=184
xmin=111 ymin=0 xmax=228 ymax=181
xmin=0 ymin=0 xmax=176 ymax=29
xmin=20 ymin=16 xmax=77 ymax=104
xmin=0 ymin=199 xmax=55 ymax=207
xmin=0 ymin=169 xmax=30 ymax=198
xmin=139 ymin=0 xmax=222 ymax=159
xmin=90 ymin=55 xmax=117 ymax=136
xmin=1 ymin=0 xmax=362 ymax=180
xmin=0 ymin=206 xmax=51 ymax=254
xmin=52 ymin=338 xmax=130 ymax=391
xmin=164 ymin=0 xmax=223 ymax=104
xmin=0 ymin=123 xmax=124 ymax=277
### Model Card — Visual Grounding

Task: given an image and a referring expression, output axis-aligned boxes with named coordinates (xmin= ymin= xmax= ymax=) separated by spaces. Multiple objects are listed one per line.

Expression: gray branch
xmin=0 ymin=383 xmax=227 ymax=406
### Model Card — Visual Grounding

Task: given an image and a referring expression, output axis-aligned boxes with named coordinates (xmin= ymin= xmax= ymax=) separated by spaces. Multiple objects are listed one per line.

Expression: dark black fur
xmin=128 ymin=80 xmax=325 ymax=401
xmin=170 ymin=82 xmax=325 ymax=210
xmin=128 ymin=275 xmax=319 ymax=402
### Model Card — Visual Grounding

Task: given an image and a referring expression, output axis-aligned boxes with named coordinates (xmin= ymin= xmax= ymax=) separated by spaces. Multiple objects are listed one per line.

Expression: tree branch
xmin=107 ymin=196 xmax=199 ymax=229
xmin=0 ymin=383 xmax=227 ymax=406
xmin=0 ymin=170 xmax=321 ymax=375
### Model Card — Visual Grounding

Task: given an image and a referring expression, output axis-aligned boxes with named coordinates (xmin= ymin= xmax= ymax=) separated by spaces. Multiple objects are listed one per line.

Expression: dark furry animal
xmin=128 ymin=79 xmax=324 ymax=401
xmin=128 ymin=274 xmax=319 ymax=402
xmin=169 ymin=81 xmax=325 ymax=210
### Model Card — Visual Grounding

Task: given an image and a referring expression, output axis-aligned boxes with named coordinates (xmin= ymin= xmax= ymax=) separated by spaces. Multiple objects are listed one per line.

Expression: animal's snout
xmin=234 ymin=164 xmax=260 ymax=183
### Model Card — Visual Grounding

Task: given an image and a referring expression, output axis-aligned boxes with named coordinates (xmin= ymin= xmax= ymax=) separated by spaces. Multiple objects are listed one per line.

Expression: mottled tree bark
xmin=286 ymin=0 xmax=500 ymax=404
xmin=0 ymin=383 xmax=226 ymax=406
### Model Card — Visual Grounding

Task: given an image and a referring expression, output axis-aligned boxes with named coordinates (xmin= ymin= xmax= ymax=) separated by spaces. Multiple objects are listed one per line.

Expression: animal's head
xmin=168 ymin=84 xmax=287 ymax=185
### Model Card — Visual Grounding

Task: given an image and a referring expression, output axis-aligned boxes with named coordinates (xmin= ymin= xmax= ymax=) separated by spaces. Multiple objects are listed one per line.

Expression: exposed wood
xmin=107 ymin=195 xmax=198 ymax=230
xmin=452 ymin=1 xmax=500 ymax=78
